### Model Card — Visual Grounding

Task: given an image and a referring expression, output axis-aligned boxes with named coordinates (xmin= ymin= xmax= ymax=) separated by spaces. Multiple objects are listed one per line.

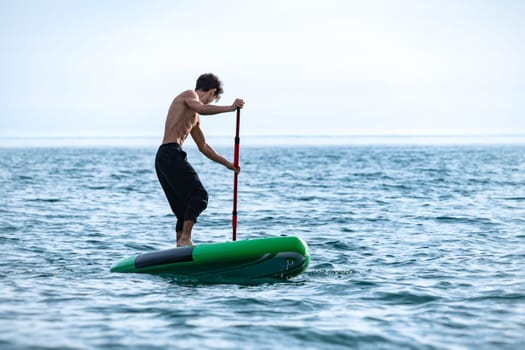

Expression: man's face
xmin=200 ymin=89 xmax=215 ymax=104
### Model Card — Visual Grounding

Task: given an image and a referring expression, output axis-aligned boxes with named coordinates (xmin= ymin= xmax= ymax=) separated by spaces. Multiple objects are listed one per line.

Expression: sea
xmin=1 ymin=135 xmax=524 ymax=350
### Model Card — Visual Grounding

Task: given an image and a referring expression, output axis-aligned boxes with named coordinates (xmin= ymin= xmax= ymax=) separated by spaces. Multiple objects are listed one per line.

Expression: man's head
xmin=195 ymin=73 xmax=223 ymax=104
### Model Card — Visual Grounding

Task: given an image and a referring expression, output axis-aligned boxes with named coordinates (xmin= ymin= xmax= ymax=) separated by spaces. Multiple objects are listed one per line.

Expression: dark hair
xmin=195 ymin=73 xmax=223 ymax=100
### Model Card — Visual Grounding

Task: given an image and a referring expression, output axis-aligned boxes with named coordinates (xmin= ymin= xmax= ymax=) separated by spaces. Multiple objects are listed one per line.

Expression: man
xmin=155 ymin=73 xmax=245 ymax=247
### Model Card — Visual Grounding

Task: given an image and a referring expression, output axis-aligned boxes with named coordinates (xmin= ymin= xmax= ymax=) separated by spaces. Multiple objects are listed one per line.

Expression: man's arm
xmin=190 ymin=122 xmax=239 ymax=172
xmin=184 ymin=92 xmax=237 ymax=115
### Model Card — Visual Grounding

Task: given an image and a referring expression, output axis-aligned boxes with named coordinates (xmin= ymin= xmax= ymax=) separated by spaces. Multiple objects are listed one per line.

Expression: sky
xmin=1 ymin=0 xmax=524 ymax=138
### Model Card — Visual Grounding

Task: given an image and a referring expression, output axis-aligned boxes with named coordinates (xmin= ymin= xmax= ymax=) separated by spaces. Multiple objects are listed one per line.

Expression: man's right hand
xmin=232 ymin=98 xmax=245 ymax=110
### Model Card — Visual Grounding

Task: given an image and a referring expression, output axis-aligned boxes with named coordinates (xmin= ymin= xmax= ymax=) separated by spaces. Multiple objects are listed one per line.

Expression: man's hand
xmin=231 ymin=98 xmax=245 ymax=110
xmin=227 ymin=162 xmax=241 ymax=174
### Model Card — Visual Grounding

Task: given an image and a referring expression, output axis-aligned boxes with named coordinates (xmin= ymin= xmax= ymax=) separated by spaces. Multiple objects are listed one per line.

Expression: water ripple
xmin=1 ymin=145 xmax=525 ymax=349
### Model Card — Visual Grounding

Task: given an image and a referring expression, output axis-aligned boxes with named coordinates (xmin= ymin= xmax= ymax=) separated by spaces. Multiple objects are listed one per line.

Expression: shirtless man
xmin=155 ymin=73 xmax=245 ymax=247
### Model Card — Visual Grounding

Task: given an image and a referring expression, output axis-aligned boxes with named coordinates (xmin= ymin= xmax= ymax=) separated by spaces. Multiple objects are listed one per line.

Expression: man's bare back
xmin=161 ymin=90 xmax=200 ymax=146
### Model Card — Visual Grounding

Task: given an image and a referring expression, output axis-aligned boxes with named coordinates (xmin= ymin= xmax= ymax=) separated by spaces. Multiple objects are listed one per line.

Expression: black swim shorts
xmin=155 ymin=143 xmax=208 ymax=232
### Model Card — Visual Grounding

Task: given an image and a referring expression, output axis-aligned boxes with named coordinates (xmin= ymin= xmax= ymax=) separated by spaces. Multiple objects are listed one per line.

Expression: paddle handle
xmin=232 ymin=107 xmax=240 ymax=241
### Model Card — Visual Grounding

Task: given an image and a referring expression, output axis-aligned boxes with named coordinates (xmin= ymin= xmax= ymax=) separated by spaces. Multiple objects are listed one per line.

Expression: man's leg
xmin=156 ymin=145 xmax=207 ymax=247
xmin=177 ymin=186 xmax=208 ymax=247
xmin=176 ymin=219 xmax=184 ymax=244
xmin=156 ymin=147 xmax=186 ymax=243
xmin=177 ymin=220 xmax=195 ymax=247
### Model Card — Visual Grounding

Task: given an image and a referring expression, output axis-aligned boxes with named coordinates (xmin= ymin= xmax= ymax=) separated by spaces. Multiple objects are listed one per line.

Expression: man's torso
xmin=162 ymin=90 xmax=199 ymax=146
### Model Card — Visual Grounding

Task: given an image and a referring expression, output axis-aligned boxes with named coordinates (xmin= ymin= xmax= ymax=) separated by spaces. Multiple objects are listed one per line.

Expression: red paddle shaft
xmin=232 ymin=108 xmax=240 ymax=241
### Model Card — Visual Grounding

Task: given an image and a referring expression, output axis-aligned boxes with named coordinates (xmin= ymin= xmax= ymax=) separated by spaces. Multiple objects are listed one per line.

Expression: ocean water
xmin=1 ymin=139 xmax=525 ymax=349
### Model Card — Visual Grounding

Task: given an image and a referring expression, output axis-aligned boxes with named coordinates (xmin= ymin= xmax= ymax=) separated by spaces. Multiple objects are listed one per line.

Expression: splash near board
xmin=110 ymin=236 xmax=309 ymax=280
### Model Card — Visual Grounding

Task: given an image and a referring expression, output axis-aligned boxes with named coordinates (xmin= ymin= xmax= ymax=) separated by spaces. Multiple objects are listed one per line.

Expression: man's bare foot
xmin=177 ymin=238 xmax=194 ymax=247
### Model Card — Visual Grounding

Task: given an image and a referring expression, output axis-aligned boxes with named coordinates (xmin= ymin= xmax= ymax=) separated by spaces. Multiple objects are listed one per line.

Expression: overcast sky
xmin=1 ymin=0 xmax=524 ymax=138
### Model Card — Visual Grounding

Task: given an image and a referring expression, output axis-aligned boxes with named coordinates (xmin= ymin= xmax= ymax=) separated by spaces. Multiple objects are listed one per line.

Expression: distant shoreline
xmin=1 ymin=134 xmax=525 ymax=148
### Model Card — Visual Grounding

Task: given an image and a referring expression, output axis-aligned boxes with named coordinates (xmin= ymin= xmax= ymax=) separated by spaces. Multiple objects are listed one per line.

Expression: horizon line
xmin=2 ymin=132 xmax=525 ymax=139
xmin=2 ymin=133 xmax=525 ymax=148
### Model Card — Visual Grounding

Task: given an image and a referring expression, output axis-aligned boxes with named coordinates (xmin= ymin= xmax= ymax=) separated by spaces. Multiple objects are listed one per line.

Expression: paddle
xmin=232 ymin=107 xmax=240 ymax=241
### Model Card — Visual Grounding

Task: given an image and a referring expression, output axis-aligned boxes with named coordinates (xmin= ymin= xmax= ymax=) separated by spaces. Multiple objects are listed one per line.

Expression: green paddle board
xmin=110 ymin=236 xmax=310 ymax=281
